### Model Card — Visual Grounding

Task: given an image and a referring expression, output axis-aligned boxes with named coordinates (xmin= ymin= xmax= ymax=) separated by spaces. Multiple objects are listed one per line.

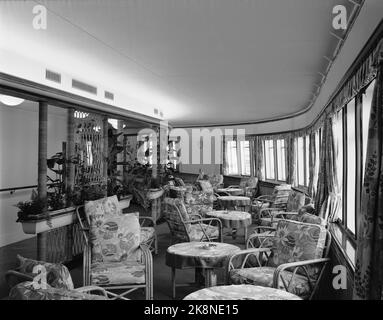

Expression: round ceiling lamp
xmin=0 ymin=94 xmax=25 ymax=106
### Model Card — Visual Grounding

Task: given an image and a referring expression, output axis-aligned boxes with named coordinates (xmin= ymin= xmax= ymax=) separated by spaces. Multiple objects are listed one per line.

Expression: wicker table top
xmin=206 ymin=210 xmax=252 ymax=229
xmin=166 ymin=242 xmax=240 ymax=269
xmin=183 ymin=284 xmax=302 ymax=300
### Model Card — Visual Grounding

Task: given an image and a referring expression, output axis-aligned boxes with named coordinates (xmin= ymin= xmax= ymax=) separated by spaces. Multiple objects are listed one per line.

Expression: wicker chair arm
xmin=227 ymin=185 xmax=241 ymax=189
xmin=253 ymin=195 xmax=274 ymax=202
xmin=272 ymin=258 xmax=330 ymax=297
xmin=75 ymin=286 xmax=109 ymax=298
xmin=5 ymin=270 xmax=34 ymax=288
xmin=139 ymin=216 xmax=156 ymax=227
xmin=227 ymin=248 xmax=272 ymax=272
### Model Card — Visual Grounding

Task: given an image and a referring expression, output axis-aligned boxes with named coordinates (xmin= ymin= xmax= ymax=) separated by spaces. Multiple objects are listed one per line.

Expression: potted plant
xmin=16 ymin=152 xmax=77 ymax=234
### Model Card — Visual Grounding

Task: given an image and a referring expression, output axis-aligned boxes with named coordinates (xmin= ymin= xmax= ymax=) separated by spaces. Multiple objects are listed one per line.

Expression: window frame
xmin=225 ymin=138 xmax=252 ymax=177
xmin=263 ymin=138 xmax=287 ymax=184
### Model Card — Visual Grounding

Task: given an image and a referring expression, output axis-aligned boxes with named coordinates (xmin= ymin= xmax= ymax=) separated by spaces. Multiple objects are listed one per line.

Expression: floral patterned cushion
xmin=140 ymin=227 xmax=155 ymax=243
xmin=229 ymin=266 xmax=311 ymax=298
xmin=286 ymin=191 xmax=306 ymax=212
xmin=85 ymin=196 xmax=141 ymax=263
xmin=16 ymin=255 xmax=74 ymax=290
xmin=186 ymin=204 xmax=214 ymax=217
xmin=188 ymin=224 xmax=219 ymax=241
xmin=198 ymin=180 xmax=214 ymax=194
xmin=184 ymin=191 xmax=215 ymax=205
xmin=290 ymin=213 xmax=326 ymax=226
xmin=269 ymin=220 xmax=327 ymax=273
xmin=208 ymin=174 xmax=223 ymax=190
xmin=9 ymin=282 xmax=106 ymax=300
xmin=91 ymin=260 xmax=146 ymax=285
xmin=273 ymin=184 xmax=292 ymax=209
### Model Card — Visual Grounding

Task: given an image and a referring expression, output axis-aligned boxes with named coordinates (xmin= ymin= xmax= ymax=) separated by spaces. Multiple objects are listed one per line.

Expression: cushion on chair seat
xmin=188 ymin=224 xmax=219 ymax=241
xmin=229 ymin=266 xmax=311 ymax=298
xmin=91 ymin=260 xmax=146 ymax=285
xmin=9 ymin=282 xmax=107 ymax=300
xmin=140 ymin=227 xmax=155 ymax=243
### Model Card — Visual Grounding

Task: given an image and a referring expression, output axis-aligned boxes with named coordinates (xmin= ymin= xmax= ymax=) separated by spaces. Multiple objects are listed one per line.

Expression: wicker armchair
xmin=76 ymin=196 xmax=153 ymax=300
xmin=163 ymin=197 xmax=222 ymax=243
xmin=5 ymin=256 xmax=109 ymax=300
xmin=227 ymin=219 xmax=331 ymax=300
xmin=258 ymin=190 xmax=312 ymax=228
xmin=227 ymin=176 xmax=259 ymax=199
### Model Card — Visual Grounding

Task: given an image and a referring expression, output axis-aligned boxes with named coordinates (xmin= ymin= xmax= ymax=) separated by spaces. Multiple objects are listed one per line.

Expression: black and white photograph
xmin=0 ymin=0 xmax=382 ymax=307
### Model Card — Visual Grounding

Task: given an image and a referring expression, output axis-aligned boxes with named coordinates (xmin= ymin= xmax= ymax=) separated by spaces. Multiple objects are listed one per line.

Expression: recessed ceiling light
xmin=0 ymin=94 xmax=25 ymax=106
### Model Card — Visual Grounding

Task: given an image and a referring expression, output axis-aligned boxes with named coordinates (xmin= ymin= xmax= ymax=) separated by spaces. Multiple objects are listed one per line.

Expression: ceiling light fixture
xmin=0 ymin=94 xmax=25 ymax=106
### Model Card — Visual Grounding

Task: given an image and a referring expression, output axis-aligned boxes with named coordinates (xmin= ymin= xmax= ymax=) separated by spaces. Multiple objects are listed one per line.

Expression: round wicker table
xmin=183 ymin=284 xmax=302 ymax=300
xmin=166 ymin=242 xmax=240 ymax=299
xmin=217 ymin=196 xmax=251 ymax=210
xmin=205 ymin=210 xmax=252 ymax=242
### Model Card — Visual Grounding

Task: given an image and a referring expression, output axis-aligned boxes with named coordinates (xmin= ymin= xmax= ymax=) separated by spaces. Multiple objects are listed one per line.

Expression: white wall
xmin=0 ymin=101 xmax=67 ymax=247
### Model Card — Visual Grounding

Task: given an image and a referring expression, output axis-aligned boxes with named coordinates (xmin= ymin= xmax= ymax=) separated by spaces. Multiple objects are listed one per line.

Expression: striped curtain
xmin=255 ymin=136 xmax=264 ymax=180
xmin=308 ymin=132 xmax=316 ymax=198
xmin=353 ymin=60 xmax=383 ymax=300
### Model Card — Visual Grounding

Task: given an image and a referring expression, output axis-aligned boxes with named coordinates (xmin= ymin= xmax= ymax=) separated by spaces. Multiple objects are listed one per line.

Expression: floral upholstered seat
xmin=9 ymin=282 xmax=107 ymax=300
xmin=91 ymin=260 xmax=146 ymax=285
xmin=228 ymin=219 xmax=330 ymax=299
xmin=229 ymin=266 xmax=311 ymax=297
xmin=188 ymin=223 xmax=220 ymax=241
xmin=140 ymin=227 xmax=156 ymax=244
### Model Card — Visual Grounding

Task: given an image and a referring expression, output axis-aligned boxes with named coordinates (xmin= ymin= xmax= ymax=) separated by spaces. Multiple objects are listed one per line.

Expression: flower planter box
xmin=20 ymin=207 xmax=77 ymax=235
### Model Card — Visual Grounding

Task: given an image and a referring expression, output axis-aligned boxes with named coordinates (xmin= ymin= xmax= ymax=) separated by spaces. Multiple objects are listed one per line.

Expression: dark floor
xmin=0 ymin=204 xmax=251 ymax=300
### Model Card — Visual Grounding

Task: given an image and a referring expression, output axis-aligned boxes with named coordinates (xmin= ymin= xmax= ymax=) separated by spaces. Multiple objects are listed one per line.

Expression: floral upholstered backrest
xmin=85 ymin=196 xmax=141 ymax=263
xmin=273 ymin=184 xmax=292 ymax=209
xmin=240 ymin=176 xmax=258 ymax=188
xmin=269 ymin=220 xmax=327 ymax=270
xmin=286 ymin=191 xmax=306 ymax=211
xmin=163 ymin=197 xmax=192 ymax=233
xmin=198 ymin=180 xmax=214 ymax=194
xmin=16 ymin=255 xmax=74 ymax=290
xmin=290 ymin=213 xmax=326 ymax=226
xmin=208 ymin=174 xmax=224 ymax=189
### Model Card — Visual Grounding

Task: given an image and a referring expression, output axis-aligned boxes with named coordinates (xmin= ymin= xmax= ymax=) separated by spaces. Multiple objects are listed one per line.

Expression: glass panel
xmin=297 ymin=137 xmax=304 ymax=186
xmin=276 ymin=139 xmax=286 ymax=181
xmin=240 ymin=140 xmax=251 ymax=176
xmin=346 ymin=102 xmax=356 ymax=234
xmin=264 ymin=140 xmax=275 ymax=180
xmin=362 ymin=80 xmax=375 ymax=181
xmin=227 ymin=140 xmax=238 ymax=175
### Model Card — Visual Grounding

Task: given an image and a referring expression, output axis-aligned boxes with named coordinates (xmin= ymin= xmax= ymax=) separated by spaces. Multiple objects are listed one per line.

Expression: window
xmin=225 ymin=139 xmax=251 ymax=176
xmin=346 ymin=102 xmax=356 ymax=234
xmin=264 ymin=139 xmax=275 ymax=180
xmin=263 ymin=138 xmax=286 ymax=182
xmin=295 ymin=135 xmax=310 ymax=187
xmin=276 ymin=139 xmax=286 ymax=181
xmin=239 ymin=140 xmax=251 ymax=176
xmin=362 ymin=80 xmax=374 ymax=179
xmin=226 ymin=140 xmax=238 ymax=175
xmin=332 ymin=109 xmax=343 ymax=220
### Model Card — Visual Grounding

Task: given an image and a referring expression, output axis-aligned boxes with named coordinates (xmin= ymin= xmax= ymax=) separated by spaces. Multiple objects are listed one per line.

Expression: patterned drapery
xmin=255 ymin=136 xmax=264 ymax=180
xmin=285 ymin=134 xmax=296 ymax=186
xmin=308 ymin=132 xmax=316 ymax=198
xmin=315 ymin=119 xmax=329 ymax=219
xmin=353 ymin=60 xmax=383 ymax=300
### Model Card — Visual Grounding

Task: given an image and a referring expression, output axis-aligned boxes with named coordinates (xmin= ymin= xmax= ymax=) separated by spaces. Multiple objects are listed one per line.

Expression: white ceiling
xmin=0 ymin=0 xmax=362 ymax=126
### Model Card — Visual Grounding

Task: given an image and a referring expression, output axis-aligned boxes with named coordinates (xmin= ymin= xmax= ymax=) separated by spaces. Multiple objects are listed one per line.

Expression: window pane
xmin=305 ymin=136 xmax=310 ymax=186
xmin=240 ymin=140 xmax=251 ymax=176
xmin=362 ymin=80 xmax=375 ymax=180
xmin=227 ymin=141 xmax=238 ymax=175
xmin=297 ymin=137 xmax=304 ymax=186
xmin=276 ymin=139 xmax=286 ymax=181
xmin=346 ymin=102 xmax=356 ymax=234
xmin=264 ymin=140 xmax=275 ymax=180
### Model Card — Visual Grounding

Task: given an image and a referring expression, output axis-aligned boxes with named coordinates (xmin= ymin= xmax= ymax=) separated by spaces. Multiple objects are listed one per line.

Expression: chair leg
xmin=154 ymin=234 xmax=158 ymax=255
